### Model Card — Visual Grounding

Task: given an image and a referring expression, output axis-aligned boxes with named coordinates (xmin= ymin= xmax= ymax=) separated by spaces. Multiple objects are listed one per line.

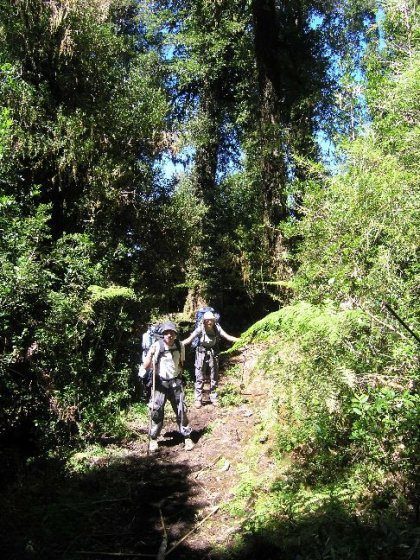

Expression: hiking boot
xmin=149 ymin=439 xmax=159 ymax=452
xmin=184 ymin=438 xmax=194 ymax=451
xmin=194 ymin=400 xmax=202 ymax=409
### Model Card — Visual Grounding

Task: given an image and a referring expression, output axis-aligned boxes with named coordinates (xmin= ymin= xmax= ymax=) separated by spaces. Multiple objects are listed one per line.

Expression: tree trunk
xmin=184 ymin=81 xmax=222 ymax=313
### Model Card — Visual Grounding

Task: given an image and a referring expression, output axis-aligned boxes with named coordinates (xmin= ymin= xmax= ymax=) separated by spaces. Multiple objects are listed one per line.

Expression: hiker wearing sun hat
xmin=143 ymin=321 xmax=194 ymax=452
xmin=182 ymin=311 xmax=239 ymax=408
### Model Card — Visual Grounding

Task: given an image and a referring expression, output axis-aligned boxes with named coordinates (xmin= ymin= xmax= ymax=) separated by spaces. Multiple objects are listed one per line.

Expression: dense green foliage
xmin=0 ymin=0 xmax=418 ymax=558
xmin=229 ymin=5 xmax=419 ymax=554
xmin=0 ymin=1 xmax=418 ymax=540
xmin=0 ymin=0 xmax=191 ymax=448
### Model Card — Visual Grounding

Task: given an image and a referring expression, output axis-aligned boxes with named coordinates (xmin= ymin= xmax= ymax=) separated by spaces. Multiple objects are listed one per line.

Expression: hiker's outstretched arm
xmin=181 ymin=332 xmax=195 ymax=345
xmin=181 ymin=328 xmax=199 ymax=345
xmin=225 ymin=334 xmax=240 ymax=343
xmin=219 ymin=326 xmax=240 ymax=343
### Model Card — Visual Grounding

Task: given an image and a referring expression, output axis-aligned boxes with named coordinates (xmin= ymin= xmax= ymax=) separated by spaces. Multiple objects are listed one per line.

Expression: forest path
xmin=116 ymin=349 xmax=271 ymax=559
xmin=1 ymin=349 xmax=273 ymax=560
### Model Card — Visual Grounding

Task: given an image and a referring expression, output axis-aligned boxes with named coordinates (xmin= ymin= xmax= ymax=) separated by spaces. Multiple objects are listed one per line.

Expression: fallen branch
xmin=156 ymin=508 xmax=168 ymax=560
xmin=91 ymin=498 xmax=131 ymax=504
xmin=194 ymin=454 xmax=222 ymax=479
xmin=75 ymin=552 xmax=155 ymax=557
xmin=195 ymin=479 xmax=214 ymax=499
xmin=165 ymin=505 xmax=220 ymax=557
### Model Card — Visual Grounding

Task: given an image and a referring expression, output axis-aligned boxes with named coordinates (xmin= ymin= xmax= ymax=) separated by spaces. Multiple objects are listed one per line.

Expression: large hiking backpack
xmin=141 ymin=324 xmax=164 ymax=362
xmin=191 ymin=307 xmax=221 ymax=349
xmin=139 ymin=324 xmax=161 ymax=384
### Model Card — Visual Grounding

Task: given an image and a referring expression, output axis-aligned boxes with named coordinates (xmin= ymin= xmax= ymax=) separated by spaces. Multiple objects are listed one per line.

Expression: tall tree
xmin=147 ymin=0 xmax=253 ymax=310
xmin=0 ymin=0 xmax=176 ymax=447
xmin=154 ymin=0 xmax=378 ymax=311
xmin=247 ymin=0 xmax=376 ymax=280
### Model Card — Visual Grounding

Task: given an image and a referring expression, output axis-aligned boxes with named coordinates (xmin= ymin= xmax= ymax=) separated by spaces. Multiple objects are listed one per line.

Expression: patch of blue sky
xmin=316 ymin=130 xmax=339 ymax=173
xmin=157 ymin=6 xmax=382 ymax=182
xmin=158 ymin=146 xmax=194 ymax=180
xmin=309 ymin=12 xmax=324 ymax=30
xmin=159 ymin=147 xmax=244 ymax=182
xmin=375 ymin=7 xmax=386 ymax=51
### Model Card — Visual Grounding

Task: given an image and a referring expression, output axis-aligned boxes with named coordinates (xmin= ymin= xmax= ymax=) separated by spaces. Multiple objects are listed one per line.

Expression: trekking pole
xmin=147 ymin=358 xmax=156 ymax=457
xmin=383 ymin=302 xmax=420 ymax=345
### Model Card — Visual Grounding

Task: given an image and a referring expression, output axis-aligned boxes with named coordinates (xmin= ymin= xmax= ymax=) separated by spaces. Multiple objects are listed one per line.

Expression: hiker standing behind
xmin=182 ymin=311 xmax=239 ymax=408
xmin=143 ymin=321 xmax=194 ymax=452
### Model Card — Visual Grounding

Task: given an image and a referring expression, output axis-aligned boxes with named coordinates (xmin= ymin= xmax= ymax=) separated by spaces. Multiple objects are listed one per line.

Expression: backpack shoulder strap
xmin=196 ymin=323 xmax=205 ymax=346
xmin=155 ymin=338 xmax=165 ymax=362
xmin=156 ymin=338 xmax=183 ymax=362
xmin=176 ymin=339 xmax=184 ymax=367
xmin=214 ymin=324 xmax=222 ymax=347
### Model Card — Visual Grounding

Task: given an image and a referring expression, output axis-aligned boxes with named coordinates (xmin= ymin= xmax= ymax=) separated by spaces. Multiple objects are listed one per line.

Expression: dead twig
xmin=75 ymin=552 xmax=155 ymax=557
xmin=407 ymin=539 xmax=419 ymax=560
xmin=165 ymin=505 xmax=220 ymax=557
xmin=194 ymin=454 xmax=222 ymax=479
xmin=156 ymin=508 xmax=168 ymax=560
xmin=195 ymin=479 xmax=214 ymax=500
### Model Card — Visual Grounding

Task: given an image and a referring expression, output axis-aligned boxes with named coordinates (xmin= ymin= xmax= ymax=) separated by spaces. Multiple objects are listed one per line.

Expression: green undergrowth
xmin=227 ymin=302 xmax=419 ymax=560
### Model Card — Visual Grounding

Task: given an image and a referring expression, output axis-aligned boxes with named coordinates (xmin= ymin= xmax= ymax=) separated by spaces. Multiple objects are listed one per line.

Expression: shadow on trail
xmin=1 ymin=444 xmax=418 ymax=560
xmin=0 ymin=442 xmax=208 ymax=560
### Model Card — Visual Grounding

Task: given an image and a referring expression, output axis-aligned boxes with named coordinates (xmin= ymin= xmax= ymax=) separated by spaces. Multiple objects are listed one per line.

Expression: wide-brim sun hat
xmin=203 ymin=311 xmax=216 ymax=320
xmin=161 ymin=321 xmax=178 ymax=334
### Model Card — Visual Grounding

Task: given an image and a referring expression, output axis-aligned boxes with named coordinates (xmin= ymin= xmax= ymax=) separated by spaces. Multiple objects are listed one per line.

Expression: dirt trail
xmin=119 ymin=350 xmax=268 ymax=559
xmin=1 ymin=350 xmax=271 ymax=560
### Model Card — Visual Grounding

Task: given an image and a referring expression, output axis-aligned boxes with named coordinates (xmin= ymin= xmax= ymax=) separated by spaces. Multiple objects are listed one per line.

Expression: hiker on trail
xmin=143 ymin=321 xmax=194 ymax=452
xmin=182 ymin=311 xmax=239 ymax=408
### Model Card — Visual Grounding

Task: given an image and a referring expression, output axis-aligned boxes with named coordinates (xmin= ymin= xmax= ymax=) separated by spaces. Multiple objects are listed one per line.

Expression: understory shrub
xmin=0 ymin=200 xmax=143 ymax=452
xmin=243 ymin=301 xmax=419 ymax=481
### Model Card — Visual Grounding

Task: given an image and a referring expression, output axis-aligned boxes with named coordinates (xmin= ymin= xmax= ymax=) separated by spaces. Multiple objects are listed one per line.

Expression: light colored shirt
xmin=152 ymin=341 xmax=185 ymax=380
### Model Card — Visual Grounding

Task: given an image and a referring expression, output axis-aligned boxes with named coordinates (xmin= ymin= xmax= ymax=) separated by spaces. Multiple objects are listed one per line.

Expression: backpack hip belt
xmin=159 ymin=377 xmax=182 ymax=390
xmin=197 ymin=346 xmax=215 ymax=355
